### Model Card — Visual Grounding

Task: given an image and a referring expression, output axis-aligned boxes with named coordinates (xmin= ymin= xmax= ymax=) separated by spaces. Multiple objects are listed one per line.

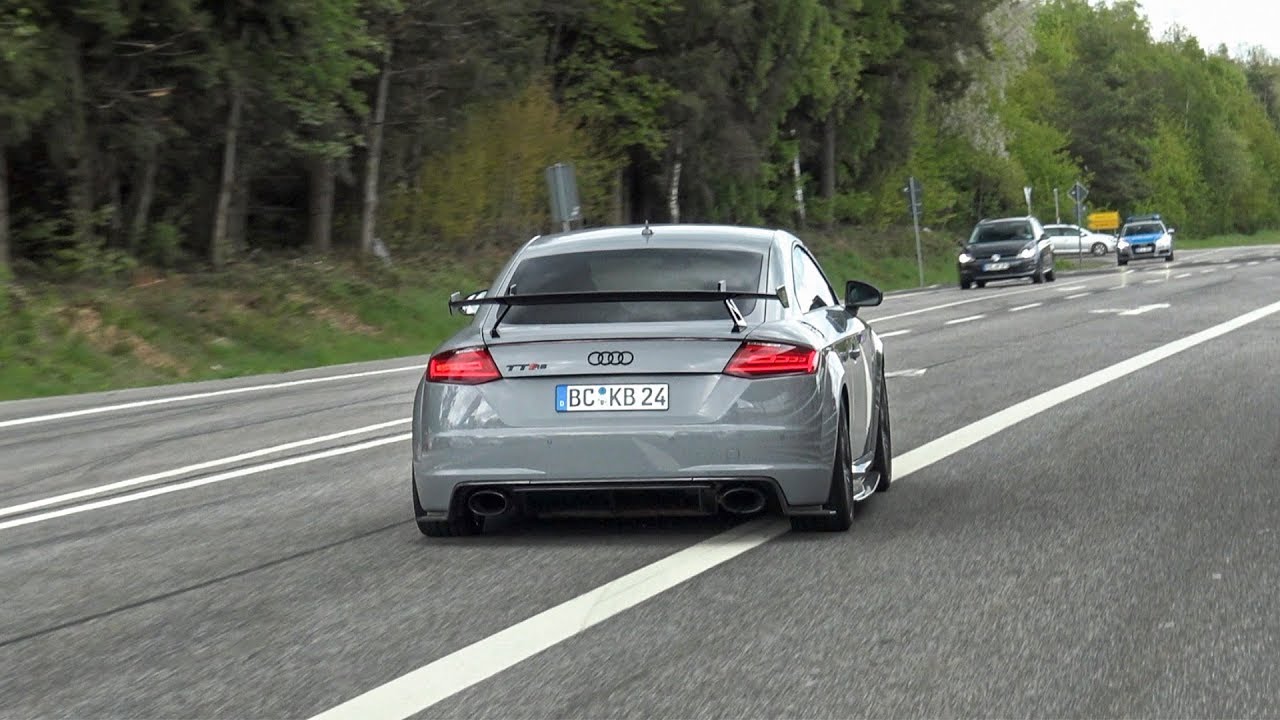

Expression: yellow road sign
xmin=1088 ymin=211 xmax=1121 ymax=231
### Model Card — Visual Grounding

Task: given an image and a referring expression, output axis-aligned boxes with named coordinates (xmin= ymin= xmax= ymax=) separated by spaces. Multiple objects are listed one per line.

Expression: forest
xmin=3 ymin=0 xmax=1280 ymax=280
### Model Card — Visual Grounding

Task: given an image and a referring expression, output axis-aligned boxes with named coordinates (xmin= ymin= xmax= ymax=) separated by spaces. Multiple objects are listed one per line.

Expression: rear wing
xmin=449 ymin=286 xmax=790 ymax=337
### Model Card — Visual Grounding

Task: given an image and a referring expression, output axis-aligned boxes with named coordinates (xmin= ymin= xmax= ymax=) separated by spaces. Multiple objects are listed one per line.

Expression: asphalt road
xmin=2 ymin=244 xmax=1278 ymax=719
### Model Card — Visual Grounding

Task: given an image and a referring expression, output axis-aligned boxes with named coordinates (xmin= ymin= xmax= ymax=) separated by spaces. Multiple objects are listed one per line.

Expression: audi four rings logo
xmin=588 ymin=351 xmax=634 ymax=366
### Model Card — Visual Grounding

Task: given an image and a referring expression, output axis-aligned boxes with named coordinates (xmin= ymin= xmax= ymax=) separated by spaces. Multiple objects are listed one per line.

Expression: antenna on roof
xmin=641 ymin=220 xmax=654 ymax=238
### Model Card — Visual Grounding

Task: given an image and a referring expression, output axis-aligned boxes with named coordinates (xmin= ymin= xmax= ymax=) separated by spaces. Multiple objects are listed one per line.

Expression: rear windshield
xmin=500 ymin=247 xmax=765 ymax=324
xmin=1122 ymin=223 xmax=1163 ymax=236
xmin=972 ymin=221 xmax=1034 ymax=243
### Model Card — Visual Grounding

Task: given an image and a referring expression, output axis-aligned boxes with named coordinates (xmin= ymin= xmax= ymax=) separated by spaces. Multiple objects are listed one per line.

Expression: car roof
xmin=518 ymin=224 xmax=786 ymax=258
xmin=978 ymin=216 xmax=1037 ymax=224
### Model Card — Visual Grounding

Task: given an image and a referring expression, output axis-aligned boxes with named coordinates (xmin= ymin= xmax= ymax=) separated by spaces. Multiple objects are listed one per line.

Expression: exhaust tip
xmin=467 ymin=489 xmax=510 ymax=517
xmin=719 ymin=486 xmax=767 ymax=515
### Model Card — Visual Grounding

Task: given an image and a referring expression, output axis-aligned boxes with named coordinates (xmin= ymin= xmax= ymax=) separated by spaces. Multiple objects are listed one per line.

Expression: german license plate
xmin=1135 ymin=245 xmax=1153 ymax=253
xmin=984 ymin=262 xmax=1010 ymax=271
xmin=556 ymin=384 xmax=669 ymax=412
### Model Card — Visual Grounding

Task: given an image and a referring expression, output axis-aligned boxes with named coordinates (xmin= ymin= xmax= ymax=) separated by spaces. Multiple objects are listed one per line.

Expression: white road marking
xmin=1248 ymin=261 xmax=1260 ymax=266
xmin=0 ymin=365 xmax=424 ymax=430
xmin=871 ymin=281 xmax=1092 ymax=323
xmin=1201 ymin=269 xmax=1216 ymax=274
xmin=1009 ymin=303 xmax=1042 ymax=312
xmin=1174 ymin=273 xmax=1192 ymax=279
xmin=1055 ymin=285 xmax=1088 ymax=293
xmin=945 ymin=314 xmax=985 ymax=325
xmin=0 ymin=434 xmax=410 ymax=531
xmin=1144 ymin=279 xmax=1162 ymax=285
xmin=1226 ymin=264 xmax=1240 ymax=269
xmin=1065 ymin=292 xmax=1091 ymax=300
xmin=885 ymin=368 xmax=928 ymax=378
xmin=311 ymin=296 xmax=1280 ymax=720
xmin=1089 ymin=303 xmax=1171 ymax=317
xmin=0 ymin=419 xmax=411 ymax=519
xmin=878 ymin=329 xmax=913 ymax=339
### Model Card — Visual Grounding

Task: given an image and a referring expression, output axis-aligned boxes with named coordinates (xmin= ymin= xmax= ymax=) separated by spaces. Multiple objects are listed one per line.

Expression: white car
xmin=1043 ymin=224 xmax=1117 ymax=256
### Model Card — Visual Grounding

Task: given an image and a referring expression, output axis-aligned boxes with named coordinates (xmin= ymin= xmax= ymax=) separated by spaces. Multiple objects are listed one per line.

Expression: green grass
xmin=4 ymin=223 xmax=1276 ymax=402
xmin=1172 ymin=229 xmax=1280 ymax=250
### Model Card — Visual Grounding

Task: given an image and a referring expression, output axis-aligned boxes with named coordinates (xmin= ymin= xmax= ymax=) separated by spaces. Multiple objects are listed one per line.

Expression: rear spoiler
xmin=449 ymin=286 xmax=790 ymax=337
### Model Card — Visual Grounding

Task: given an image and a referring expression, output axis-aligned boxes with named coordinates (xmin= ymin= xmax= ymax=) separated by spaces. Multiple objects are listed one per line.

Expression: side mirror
xmin=449 ymin=289 xmax=487 ymax=316
xmin=845 ymin=280 xmax=883 ymax=317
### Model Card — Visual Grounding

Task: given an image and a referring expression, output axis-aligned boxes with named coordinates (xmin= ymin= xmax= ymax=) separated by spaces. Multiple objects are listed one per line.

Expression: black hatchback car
xmin=957 ymin=216 xmax=1057 ymax=289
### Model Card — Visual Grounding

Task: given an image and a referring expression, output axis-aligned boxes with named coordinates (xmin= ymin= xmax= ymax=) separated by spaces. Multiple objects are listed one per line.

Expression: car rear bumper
xmin=413 ymin=423 xmax=836 ymax=516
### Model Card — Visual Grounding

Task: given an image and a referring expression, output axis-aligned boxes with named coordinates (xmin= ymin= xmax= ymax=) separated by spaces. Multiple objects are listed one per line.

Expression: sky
xmin=1137 ymin=0 xmax=1280 ymax=57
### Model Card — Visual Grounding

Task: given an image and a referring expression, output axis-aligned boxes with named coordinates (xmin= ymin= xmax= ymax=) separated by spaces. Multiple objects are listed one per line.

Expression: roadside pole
xmin=1070 ymin=181 xmax=1088 ymax=266
xmin=1054 ymin=188 xmax=1061 ymax=224
xmin=904 ymin=176 xmax=925 ymax=287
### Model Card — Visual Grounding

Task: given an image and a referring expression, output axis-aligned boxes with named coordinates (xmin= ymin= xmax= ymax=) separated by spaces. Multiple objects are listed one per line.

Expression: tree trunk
xmin=667 ymin=133 xmax=683 ymax=224
xmin=211 ymin=81 xmax=243 ymax=269
xmin=129 ymin=142 xmax=158 ymax=252
xmin=612 ymin=167 xmax=626 ymax=225
xmin=793 ymin=151 xmax=806 ymax=227
xmin=230 ymin=167 xmax=249 ymax=253
xmin=309 ymin=155 xmax=335 ymax=252
xmin=0 ymin=146 xmax=9 ymax=276
xmin=359 ymin=50 xmax=392 ymax=255
xmin=65 ymin=35 xmax=94 ymax=244
xmin=822 ymin=111 xmax=837 ymax=195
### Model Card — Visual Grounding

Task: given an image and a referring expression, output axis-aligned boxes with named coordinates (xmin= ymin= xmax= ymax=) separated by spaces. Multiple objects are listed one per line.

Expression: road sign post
xmin=1054 ymin=187 xmax=1061 ymax=224
xmin=904 ymin=176 xmax=925 ymax=287
xmin=1024 ymin=186 xmax=1033 ymax=216
xmin=1069 ymin=181 xmax=1088 ymax=265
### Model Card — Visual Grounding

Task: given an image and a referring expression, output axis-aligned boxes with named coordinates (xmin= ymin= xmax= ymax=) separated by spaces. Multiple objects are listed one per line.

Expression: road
xmin=2 ymin=245 xmax=1278 ymax=719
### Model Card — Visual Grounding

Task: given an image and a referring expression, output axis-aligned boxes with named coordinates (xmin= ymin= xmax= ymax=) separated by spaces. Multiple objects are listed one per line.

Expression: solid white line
xmin=0 ymin=434 xmax=410 ymax=531
xmin=0 ymin=366 xmax=423 ymax=430
xmin=1174 ymin=273 xmax=1192 ymax=279
xmin=945 ymin=314 xmax=985 ymax=325
xmin=878 ymin=330 xmax=912 ymax=339
xmin=1009 ymin=303 xmax=1042 ymax=312
xmin=0 ymin=419 xmax=411 ymax=519
xmin=311 ymin=296 xmax=1280 ymax=720
xmin=1065 ymin=292 xmax=1091 ymax=300
xmin=896 ymin=297 xmax=1280 ymax=477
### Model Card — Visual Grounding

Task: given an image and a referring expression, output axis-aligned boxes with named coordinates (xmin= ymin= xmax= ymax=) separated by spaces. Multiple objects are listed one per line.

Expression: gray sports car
xmin=411 ymin=224 xmax=893 ymax=536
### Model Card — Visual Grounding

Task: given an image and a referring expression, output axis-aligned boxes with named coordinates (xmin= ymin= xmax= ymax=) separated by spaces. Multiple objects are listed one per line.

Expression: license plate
xmin=984 ymin=262 xmax=1010 ymax=271
xmin=556 ymin=384 xmax=669 ymax=412
xmin=1135 ymin=245 xmax=1153 ymax=253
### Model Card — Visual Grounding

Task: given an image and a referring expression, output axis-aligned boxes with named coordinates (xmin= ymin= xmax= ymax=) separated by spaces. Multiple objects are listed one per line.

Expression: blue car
xmin=1117 ymin=214 xmax=1175 ymax=265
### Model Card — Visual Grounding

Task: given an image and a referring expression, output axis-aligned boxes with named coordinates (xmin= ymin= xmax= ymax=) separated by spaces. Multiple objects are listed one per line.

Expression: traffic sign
xmin=1069 ymin=181 xmax=1088 ymax=204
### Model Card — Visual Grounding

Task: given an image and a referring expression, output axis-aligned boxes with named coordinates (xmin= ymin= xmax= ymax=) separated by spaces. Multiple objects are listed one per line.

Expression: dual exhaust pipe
xmin=464 ymin=485 xmax=767 ymax=518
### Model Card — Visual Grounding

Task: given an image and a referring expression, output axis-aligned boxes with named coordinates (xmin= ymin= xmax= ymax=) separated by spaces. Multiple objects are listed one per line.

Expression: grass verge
xmin=4 ymin=225 xmax=1274 ymax=402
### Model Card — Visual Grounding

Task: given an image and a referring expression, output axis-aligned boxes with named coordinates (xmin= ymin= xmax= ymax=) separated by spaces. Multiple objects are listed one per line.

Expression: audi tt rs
xmin=411 ymin=224 xmax=893 ymax=536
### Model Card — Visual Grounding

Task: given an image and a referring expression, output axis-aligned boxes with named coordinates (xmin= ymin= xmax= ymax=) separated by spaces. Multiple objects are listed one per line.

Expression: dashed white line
xmin=1144 ymin=279 xmax=1162 ymax=285
xmin=945 ymin=314 xmax=986 ymax=325
xmin=878 ymin=329 xmax=913 ymax=339
xmin=1055 ymin=285 xmax=1088 ymax=293
xmin=1174 ymin=273 xmax=1192 ymax=279
xmin=0 ymin=365 xmax=424 ymax=430
xmin=0 ymin=419 xmax=411 ymax=520
xmin=1065 ymin=292 xmax=1091 ymax=300
xmin=310 ymin=296 xmax=1280 ymax=720
xmin=1247 ymin=261 xmax=1260 ymax=266
xmin=1009 ymin=303 xmax=1042 ymax=312
xmin=1201 ymin=269 xmax=1216 ymax=274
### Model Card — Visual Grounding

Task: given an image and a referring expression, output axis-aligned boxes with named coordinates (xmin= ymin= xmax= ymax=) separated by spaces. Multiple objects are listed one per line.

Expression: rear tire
xmin=1092 ymin=242 xmax=1107 ymax=256
xmin=790 ymin=405 xmax=854 ymax=533
xmin=414 ymin=476 xmax=482 ymax=537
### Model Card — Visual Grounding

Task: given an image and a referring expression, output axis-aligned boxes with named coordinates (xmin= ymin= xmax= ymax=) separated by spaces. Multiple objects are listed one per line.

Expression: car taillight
xmin=723 ymin=342 xmax=819 ymax=378
xmin=427 ymin=347 xmax=501 ymax=384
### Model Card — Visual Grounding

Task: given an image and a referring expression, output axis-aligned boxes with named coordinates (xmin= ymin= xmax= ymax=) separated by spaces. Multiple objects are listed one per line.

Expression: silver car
xmin=411 ymin=224 xmax=893 ymax=536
